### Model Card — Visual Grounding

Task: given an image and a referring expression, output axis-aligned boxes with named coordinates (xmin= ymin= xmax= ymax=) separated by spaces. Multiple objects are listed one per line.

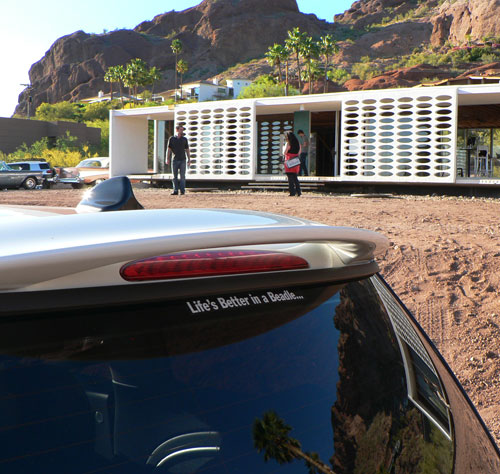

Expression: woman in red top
xmin=283 ymin=131 xmax=302 ymax=196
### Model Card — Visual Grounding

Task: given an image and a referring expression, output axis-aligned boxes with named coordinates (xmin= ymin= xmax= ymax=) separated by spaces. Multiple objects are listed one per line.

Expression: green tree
xmin=105 ymin=65 xmax=126 ymax=104
xmin=301 ymin=59 xmax=322 ymax=87
xmin=300 ymin=35 xmax=320 ymax=94
xmin=318 ymin=34 xmax=339 ymax=93
xmin=176 ymin=59 xmax=188 ymax=100
xmin=253 ymin=411 xmax=336 ymax=474
xmin=327 ymin=67 xmax=350 ymax=85
xmin=104 ymin=68 xmax=115 ymax=101
xmin=352 ymin=61 xmax=381 ymax=80
xmin=237 ymin=75 xmax=298 ymax=99
xmin=35 ymin=101 xmax=80 ymax=121
xmin=171 ymin=38 xmax=183 ymax=102
xmin=285 ymin=27 xmax=307 ymax=91
xmin=266 ymin=43 xmax=285 ymax=82
xmin=281 ymin=45 xmax=291 ymax=96
xmin=124 ymin=58 xmax=149 ymax=102
xmin=81 ymin=101 xmax=114 ymax=122
xmin=146 ymin=66 xmax=162 ymax=97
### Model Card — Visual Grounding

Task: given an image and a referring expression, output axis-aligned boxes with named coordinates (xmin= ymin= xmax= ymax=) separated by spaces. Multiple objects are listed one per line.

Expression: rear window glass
xmin=39 ymin=163 xmax=50 ymax=169
xmin=0 ymin=278 xmax=453 ymax=473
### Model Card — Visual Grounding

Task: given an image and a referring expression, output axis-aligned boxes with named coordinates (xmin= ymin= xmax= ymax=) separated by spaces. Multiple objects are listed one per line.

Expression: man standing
xmin=166 ymin=125 xmax=191 ymax=195
xmin=297 ymin=129 xmax=309 ymax=176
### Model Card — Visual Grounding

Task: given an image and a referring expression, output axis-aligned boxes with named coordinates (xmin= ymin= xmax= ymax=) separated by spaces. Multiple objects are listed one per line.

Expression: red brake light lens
xmin=120 ymin=250 xmax=309 ymax=282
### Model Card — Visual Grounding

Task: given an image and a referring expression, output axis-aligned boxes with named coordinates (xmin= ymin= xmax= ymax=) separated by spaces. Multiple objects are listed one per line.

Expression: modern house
xmin=109 ymin=82 xmax=500 ymax=189
xmin=80 ymin=91 xmax=141 ymax=103
xmin=156 ymin=78 xmax=252 ymax=102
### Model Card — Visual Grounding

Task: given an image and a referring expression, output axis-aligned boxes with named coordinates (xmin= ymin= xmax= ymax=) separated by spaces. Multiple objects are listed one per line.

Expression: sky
xmin=0 ymin=0 xmax=354 ymax=118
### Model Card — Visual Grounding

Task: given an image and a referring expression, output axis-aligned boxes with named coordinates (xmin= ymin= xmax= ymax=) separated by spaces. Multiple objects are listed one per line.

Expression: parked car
xmin=8 ymin=159 xmax=58 ymax=188
xmin=0 ymin=178 xmax=498 ymax=473
xmin=0 ymin=160 xmax=45 ymax=189
xmin=57 ymin=157 xmax=109 ymax=188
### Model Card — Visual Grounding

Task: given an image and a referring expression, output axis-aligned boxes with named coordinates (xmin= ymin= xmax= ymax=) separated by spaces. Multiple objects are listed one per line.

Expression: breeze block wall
xmin=175 ymin=100 xmax=256 ymax=179
xmin=340 ymin=88 xmax=457 ymax=183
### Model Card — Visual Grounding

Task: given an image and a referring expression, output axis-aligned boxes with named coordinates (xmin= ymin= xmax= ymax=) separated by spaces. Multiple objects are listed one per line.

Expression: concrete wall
xmin=0 ymin=117 xmax=101 ymax=154
xmin=109 ymin=113 xmax=149 ymax=177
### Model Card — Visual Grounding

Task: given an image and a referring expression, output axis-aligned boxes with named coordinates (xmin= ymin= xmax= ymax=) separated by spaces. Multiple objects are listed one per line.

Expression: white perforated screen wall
xmin=175 ymin=102 xmax=256 ymax=179
xmin=340 ymin=89 xmax=457 ymax=183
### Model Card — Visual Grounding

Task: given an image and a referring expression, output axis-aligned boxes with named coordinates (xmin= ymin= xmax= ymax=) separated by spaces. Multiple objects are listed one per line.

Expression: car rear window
xmin=39 ymin=163 xmax=50 ymax=169
xmin=0 ymin=277 xmax=455 ymax=473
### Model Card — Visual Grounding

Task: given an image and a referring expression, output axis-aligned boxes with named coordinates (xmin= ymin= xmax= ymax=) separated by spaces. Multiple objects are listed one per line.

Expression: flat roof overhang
xmin=254 ymin=93 xmax=342 ymax=115
xmin=457 ymin=84 xmax=500 ymax=105
xmin=109 ymin=84 xmax=500 ymax=120
xmin=111 ymin=104 xmax=176 ymax=121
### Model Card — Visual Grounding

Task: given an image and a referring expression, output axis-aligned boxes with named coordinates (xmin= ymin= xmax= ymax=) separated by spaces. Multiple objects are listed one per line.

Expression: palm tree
xmin=171 ymin=39 xmax=183 ymax=102
xmin=318 ymin=35 xmax=339 ymax=93
xmin=265 ymin=44 xmax=285 ymax=83
xmin=105 ymin=65 xmax=126 ymax=105
xmin=281 ymin=45 xmax=291 ymax=96
xmin=285 ymin=27 xmax=306 ymax=91
xmin=253 ymin=411 xmax=336 ymax=474
xmin=300 ymin=35 xmax=320 ymax=94
xmin=147 ymin=66 xmax=162 ymax=97
xmin=125 ymin=58 xmax=148 ymax=102
xmin=302 ymin=59 xmax=322 ymax=93
xmin=103 ymin=68 xmax=115 ymax=101
xmin=176 ymin=59 xmax=188 ymax=101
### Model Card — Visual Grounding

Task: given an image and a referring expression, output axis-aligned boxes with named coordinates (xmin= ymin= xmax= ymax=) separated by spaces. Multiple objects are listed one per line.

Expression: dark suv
xmin=0 ymin=178 xmax=498 ymax=473
xmin=8 ymin=159 xmax=58 ymax=188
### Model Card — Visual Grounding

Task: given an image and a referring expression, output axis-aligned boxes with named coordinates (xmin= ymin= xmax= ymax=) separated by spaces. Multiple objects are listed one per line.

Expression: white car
xmin=0 ymin=177 xmax=498 ymax=473
xmin=57 ymin=157 xmax=109 ymax=188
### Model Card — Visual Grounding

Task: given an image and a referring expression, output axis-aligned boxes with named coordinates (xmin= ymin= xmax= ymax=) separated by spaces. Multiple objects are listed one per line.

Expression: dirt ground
xmin=2 ymin=185 xmax=500 ymax=447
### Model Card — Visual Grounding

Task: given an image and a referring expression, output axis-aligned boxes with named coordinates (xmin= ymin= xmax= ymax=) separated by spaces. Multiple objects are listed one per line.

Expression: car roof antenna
xmin=76 ymin=176 xmax=145 ymax=213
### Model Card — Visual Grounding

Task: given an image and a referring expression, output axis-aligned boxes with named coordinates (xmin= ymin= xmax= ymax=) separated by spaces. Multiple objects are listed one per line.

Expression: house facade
xmin=109 ymin=83 xmax=500 ymax=187
xmin=156 ymin=78 xmax=252 ymax=103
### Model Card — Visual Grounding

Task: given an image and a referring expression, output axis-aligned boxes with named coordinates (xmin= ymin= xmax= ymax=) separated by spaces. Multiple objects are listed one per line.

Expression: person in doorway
xmin=297 ymin=129 xmax=309 ymax=176
xmin=166 ymin=125 xmax=191 ymax=195
xmin=283 ymin=131 xmax=302 ymax=197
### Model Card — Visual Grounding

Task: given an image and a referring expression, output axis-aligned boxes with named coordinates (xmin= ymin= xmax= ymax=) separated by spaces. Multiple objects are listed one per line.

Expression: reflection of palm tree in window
xmin=253 ymin=410 xmax=336 ymax=474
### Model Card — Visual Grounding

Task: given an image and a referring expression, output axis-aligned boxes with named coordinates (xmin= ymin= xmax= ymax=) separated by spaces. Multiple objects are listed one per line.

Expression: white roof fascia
xmin=111 ymin=105 xmax=175 ymax=120
xmin=457 ymin=83 xmax=500 ymax=105
xmin=110 ymin=83 xmax=500 ymax=120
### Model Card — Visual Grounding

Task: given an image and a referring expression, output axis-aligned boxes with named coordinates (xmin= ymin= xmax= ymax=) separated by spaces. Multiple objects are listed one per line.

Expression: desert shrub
xmin=39 ymin=148 xmax=85 ymax=167
xmin=87 ymin=119 xmax=109 ymax=155
xmin=352 ymin=62 xmax=381 ymax=80
xmin=328 ymin=68 xmax=350 ymax=84
xmin=81 ymin=101 xmax=115 ymax=121
xmin=237 ymin=75 xmax=299 ymax=98
xmin=35 ymin=101 xmax=81 ymax=122
xmin=8 ymin=137 xmax=50 ymax=159
xmin=5 ymin=131 xmax=98 ymax=167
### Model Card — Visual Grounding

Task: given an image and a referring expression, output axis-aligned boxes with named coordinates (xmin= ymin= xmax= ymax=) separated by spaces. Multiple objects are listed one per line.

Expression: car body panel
xmin=0 ymin=208 xmax=387 ymax=292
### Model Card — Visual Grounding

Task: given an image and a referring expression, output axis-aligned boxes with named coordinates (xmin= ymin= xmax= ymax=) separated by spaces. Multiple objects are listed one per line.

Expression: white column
xmin=109 ymin=112 xmax=149 ymax=177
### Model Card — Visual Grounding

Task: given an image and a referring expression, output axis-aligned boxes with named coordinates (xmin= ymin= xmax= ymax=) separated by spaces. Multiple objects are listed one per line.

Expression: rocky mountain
xmin=15 ymin=0 xmax=333 ymax=116
xmin=14 ymin=0 xmax=500 ymax=116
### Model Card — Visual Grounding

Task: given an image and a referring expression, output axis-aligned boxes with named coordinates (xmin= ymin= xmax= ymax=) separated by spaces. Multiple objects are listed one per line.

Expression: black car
xmin=0 ymin=178 xmax=498 ymax=473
